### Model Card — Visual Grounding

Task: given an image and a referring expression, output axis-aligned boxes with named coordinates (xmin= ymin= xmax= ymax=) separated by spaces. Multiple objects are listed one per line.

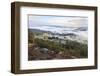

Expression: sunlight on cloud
xmin=67 ymin=18 xmax=88 ymax=27
xmin=28 ymin=15 xmax=88 ymax=28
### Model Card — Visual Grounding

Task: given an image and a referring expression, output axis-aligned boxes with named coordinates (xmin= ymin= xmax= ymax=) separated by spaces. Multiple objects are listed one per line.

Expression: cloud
xmin=28 ymin=15 xmax=88 ymax=28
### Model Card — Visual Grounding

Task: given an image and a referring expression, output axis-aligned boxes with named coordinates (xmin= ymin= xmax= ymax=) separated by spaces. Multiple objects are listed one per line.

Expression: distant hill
xmin=29 ymin=27 xmax=88 ymax=44
xmin=29 ymin=29 xmax=53 ymax=34
xmin=73 ymin=27 xmax=88 ymax=31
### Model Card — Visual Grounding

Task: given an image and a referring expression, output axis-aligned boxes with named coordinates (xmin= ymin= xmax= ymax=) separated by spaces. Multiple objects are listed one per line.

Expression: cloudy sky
xmin=28 ymin=15 xmax=88 ymax=28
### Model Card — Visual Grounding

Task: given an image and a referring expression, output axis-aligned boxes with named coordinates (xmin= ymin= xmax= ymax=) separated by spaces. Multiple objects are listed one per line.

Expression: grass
xmin=34 ymin=38 xmax=88 ymax=58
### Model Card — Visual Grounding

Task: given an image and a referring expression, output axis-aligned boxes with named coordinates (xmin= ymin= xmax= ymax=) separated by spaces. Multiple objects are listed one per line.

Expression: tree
xmin=28 ymin=32 xmax=34 ymax=43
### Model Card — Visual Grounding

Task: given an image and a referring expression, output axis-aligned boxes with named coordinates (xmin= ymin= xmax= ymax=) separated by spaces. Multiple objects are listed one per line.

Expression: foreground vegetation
xmin=28 ymin=32 xmax=88 ymax=60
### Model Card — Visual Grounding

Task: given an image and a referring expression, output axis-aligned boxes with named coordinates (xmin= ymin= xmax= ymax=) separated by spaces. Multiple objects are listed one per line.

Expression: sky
xmin=28 ymin=15 xmax=88 ymax=29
